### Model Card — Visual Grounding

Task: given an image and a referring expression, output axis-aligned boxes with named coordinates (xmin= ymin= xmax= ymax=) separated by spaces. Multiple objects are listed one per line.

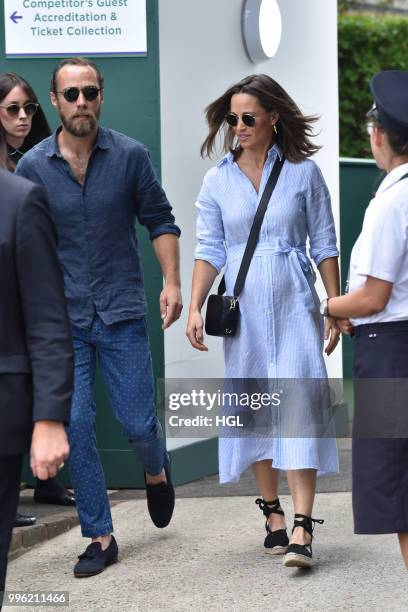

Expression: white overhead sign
xmin=4 ymin=0 xmax=147 ymax=58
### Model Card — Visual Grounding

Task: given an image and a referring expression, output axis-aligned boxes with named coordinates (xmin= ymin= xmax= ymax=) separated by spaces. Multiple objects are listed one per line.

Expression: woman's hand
xmin=187 ymin=260 xmax=218 ymax=351
xmin=336 ymin=318 xmax=354 ymax=335
xmin=324 ymin=316 xmax=341 ymax=356
xmin=186 ymin=310 xmax=208 ymax=351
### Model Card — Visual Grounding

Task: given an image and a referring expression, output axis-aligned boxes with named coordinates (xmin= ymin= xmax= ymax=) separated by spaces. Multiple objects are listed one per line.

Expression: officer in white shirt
xmin=320 ymin=70 xmax=408 ymax=569
xmin=348 ymin=162 xmax=408 ymax=325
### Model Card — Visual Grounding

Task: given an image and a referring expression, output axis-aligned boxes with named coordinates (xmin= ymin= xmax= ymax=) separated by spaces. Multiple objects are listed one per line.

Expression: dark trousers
xmin=352 ymin=321 xmax=408 ymax=534
xmin=0 ymin=455 xmax=23 ymax=609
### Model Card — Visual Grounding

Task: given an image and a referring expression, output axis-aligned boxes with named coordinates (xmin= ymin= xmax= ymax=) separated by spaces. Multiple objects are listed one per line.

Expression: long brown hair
xmin=201 ymin=74 xmax=320 ymax=163
xmin=0 ymin=73 xmax=51 ymax=170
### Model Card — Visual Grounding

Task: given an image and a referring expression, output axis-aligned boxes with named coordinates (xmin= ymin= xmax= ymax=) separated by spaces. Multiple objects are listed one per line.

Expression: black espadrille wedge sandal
xmin=283 ymin=513 xmax=324 ymax=568
xmin=255 ymin=498 xmax=289 ymax=555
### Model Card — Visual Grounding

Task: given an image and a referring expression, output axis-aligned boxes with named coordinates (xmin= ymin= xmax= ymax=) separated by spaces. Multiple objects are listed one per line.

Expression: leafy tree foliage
xmin=339 ymin=14 xmax=408 ymax=157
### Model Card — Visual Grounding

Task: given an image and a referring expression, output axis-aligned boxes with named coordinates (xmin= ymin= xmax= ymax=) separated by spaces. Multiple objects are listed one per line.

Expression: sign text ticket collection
xmin=19 ymin=1 xmax=129 ymax=38
xmin=5 ymin=0 xmax=147 ymax=56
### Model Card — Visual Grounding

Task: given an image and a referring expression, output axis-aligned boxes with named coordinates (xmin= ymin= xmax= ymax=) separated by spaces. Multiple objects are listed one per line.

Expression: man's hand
xmin=336 ymin=318 xmax=354 ymax=335
xmin=30 ymin=420 xmax=69 ymax=480
xmin=160 ymin=283 xmax=183 ymax=330
xmin=152 ymin=234 xmax=182 ymax=330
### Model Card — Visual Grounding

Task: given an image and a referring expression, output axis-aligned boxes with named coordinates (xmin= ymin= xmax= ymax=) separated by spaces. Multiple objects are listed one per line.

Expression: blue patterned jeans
xmin=68 ymin=315 xmax=167 ymax=537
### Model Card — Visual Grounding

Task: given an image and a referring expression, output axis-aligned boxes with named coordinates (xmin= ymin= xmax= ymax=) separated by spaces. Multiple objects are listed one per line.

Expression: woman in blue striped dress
xmin=186 ymin=74 xmax=340 ymax=568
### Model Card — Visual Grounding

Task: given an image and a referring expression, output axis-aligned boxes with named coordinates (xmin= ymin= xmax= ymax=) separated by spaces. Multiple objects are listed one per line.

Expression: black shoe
xmin=145 ymin=465 xmax=175 ymax=528
xmin=283 ymin=514 xmax=324 ymax=568
xmin=34 ymin=488 xmax=76 ymax=507
xmin=14 ymin=512 xmax=36 ymax=528
xmin=73 ymin=536 xmax=118 ymax=578
xmin=255 ymin=498 xmax=289 ymax=555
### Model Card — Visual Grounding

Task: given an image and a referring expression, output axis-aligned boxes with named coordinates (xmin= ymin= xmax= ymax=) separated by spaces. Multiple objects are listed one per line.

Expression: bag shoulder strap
xmin=217 ymin=155 xmax=285 ymax=297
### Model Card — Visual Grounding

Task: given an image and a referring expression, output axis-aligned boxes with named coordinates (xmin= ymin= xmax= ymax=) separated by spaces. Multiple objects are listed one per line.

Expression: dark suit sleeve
xmin=16 ymin=185 xmax=74 ymax=424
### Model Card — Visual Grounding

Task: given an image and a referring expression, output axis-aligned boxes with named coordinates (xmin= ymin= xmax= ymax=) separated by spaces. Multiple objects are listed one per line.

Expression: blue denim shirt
xmin=16 ymin=127 xmax=180 ymax=329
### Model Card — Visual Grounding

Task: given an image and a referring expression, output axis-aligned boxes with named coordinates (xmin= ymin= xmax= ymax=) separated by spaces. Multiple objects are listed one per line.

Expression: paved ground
xmin=11 ymin=446 xmax=351 ymax=559
xmin=4 ymin=492 xmax=407 ymax=612
xmin=6 ymin=443 xmax=406 ymax=611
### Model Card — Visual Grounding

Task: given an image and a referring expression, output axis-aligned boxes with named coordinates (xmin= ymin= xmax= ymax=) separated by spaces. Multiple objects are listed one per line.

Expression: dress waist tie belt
xmin=226 ymin=239 xmax=316 ymax=306
xmin=227 ymin=239 xmax=315 ymax=276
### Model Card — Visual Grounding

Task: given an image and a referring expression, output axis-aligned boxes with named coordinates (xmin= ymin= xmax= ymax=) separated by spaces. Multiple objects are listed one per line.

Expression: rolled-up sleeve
xmin=135 ymin=147 xmax=181 ymax=240
xmin=194 ymin=173 xmax=226 ymax=273
xmin=305 ymin=163 xmax=339 ymax=267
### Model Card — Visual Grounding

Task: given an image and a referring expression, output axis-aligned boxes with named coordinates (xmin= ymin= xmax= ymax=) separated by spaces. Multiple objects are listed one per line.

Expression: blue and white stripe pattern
xmin=195 ymin=145 xmax=339 ymax=483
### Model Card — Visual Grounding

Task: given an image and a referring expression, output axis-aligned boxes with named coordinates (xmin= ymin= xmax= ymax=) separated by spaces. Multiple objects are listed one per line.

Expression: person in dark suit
xmin=0 ymin=72 xmax=76 ymax=521
xmin=0 ymin=168 xmax=74 ymax=608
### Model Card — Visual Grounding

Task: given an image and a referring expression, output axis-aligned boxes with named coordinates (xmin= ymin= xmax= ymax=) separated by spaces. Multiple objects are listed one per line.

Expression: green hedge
xmin=339 ymin=14 xmax=408 ymax=158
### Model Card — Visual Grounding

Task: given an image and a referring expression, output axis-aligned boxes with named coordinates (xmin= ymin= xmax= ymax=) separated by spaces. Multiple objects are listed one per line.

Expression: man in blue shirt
xmin=16 ymin=57 xmax=182 ymax=578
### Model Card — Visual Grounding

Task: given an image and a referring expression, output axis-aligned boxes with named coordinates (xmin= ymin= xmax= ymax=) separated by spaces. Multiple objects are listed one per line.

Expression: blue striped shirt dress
xmin=194 ymin=145 xmax=340 ymax=483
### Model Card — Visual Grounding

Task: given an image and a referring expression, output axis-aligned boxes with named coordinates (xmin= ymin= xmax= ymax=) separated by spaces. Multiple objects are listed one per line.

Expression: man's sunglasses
xmin=0 ymin=102 xmax=39 ymax=117
xmin=225 ymin=112 xmax=256 ymax=128
xmin=56 ymin=86 xmax=101 ymax=103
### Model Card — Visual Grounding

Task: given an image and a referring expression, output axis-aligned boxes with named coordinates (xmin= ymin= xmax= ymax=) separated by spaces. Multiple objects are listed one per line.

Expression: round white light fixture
xmin=242 ymin=0 xmax=282 ymax=64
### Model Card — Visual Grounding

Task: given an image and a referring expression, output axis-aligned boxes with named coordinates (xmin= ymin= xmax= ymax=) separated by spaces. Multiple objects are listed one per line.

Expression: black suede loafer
xmin=145 ymin=465 xmax=175 ymax=528
xmin=73 ymin=536 xmax=118 ymax=578
xmin=34 ymin=488 xmax=76 ymax=507
xmin=14 ymin=512 xmax=36 ymax=528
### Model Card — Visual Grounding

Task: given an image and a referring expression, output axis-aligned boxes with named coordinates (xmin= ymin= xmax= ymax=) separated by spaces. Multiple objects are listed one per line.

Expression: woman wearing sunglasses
xmin=325 ymin=70 xmax=408 ymax=568
xmin=186 ymin=74 xmax=340 ymax=568
xmin=0 ymin=72 xmax=76 ymax=521
xmin=0 ymin=73 xmax=50 ymax=170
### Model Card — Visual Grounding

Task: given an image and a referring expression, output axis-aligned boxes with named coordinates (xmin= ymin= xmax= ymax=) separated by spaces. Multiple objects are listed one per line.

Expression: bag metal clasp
xmin=229 ymin=298 xmax=237 ymax=311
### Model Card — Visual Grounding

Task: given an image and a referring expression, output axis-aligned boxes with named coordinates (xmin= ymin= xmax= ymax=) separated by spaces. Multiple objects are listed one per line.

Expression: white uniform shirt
xmin=349 ymin=162 xmax=408 ymax=326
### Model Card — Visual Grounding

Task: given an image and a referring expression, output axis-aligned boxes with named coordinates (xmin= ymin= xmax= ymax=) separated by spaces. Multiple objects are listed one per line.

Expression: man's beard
xmin=60 ymin=108 xmax=100 ymax=137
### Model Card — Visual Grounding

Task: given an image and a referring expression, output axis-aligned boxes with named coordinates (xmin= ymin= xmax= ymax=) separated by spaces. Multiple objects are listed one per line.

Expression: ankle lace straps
xmin=292 ymin=513 xmax=324 ymax=536
xmin=255 ymin=498 xmax=284 ymax=518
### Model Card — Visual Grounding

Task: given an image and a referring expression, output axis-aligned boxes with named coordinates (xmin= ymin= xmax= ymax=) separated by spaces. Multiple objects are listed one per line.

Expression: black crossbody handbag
xmin=205 ymin=156 xmax=285 ymax=337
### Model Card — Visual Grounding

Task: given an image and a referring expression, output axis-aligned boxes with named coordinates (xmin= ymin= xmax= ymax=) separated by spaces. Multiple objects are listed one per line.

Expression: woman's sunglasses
xmin=225 ymin=112 xmax=256 ymax=128
xmin=57 ymin=86 xmax=101 ymax=103
xmin=0 ymin=102 xmax=39 ymax=117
